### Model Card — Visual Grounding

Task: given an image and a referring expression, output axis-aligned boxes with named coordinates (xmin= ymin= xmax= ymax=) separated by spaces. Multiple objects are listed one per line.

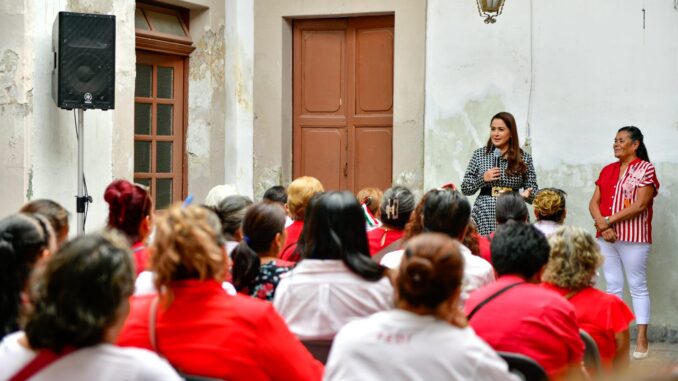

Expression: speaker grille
xmin=52 ymin=12 xmax=115 ymax=110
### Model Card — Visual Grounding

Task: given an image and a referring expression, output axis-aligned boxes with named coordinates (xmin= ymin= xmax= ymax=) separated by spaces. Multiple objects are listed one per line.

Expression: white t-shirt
xmin=533 ymin=220 xmax=562 ymax=237
xmin=380 ymin=243 xmax=495 ymax=305
xmin=134 ymin=271 xmax=237 ymax=296
xmin=0 ymin=331 xmax=181 ymax=381
xmin=273 ymin=259 xmax=394 ymax=340
xmin=324 ymin=309 xmax=519 ymax=381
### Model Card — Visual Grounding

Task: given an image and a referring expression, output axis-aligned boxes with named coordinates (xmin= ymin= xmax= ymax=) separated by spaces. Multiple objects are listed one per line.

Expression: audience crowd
xmin=0 ymin=174 xmax=667 ymax=381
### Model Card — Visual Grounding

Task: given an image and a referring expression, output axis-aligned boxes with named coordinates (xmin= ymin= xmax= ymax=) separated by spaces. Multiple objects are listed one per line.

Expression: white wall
xmin=425 ymin=0 xmax=678 ymax=330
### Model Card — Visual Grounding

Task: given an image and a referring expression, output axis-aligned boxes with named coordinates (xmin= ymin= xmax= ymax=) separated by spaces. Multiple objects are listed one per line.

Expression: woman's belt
xmin=480 ymin=187 xmax=518 ymax=197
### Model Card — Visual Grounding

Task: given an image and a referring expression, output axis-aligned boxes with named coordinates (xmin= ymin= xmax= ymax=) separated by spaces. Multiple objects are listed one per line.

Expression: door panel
xmin=300 ymin=128 xmax=346 ymax=191
xmin=355 ymin=28 xmax=394 ymax=113
xmin=301 ymin=30 xmax=345 ymax=113
xmin=293 ymin=16 xmax=393 ymax=193
xmin=354 ymin=127 xmax=392 ymax=191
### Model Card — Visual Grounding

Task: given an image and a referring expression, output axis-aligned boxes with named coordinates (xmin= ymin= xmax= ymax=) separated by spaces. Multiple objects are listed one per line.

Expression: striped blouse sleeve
xmin=462 ymin=150 xmax=485 ymax=196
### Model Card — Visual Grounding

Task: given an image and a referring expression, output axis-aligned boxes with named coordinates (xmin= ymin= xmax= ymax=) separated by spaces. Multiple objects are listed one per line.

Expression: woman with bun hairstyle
xmin=542 ymin=226 xmax=634 ymax=371
xmin=325 ymin=233 xmax=517 ymax=381
xmin=231 ymin=202 xmax=295 ymax=301
xmin=0 ymin=214 xmax=55 ymax=338
xmin=533 ymin=188 xmax=567 ymax=236
xmin=367 ymin=186 xmax=415 ymax=256
xmin=461 ymin=112 xmax=538 ymax=236
xmin=104 ymin=180 xmax=153 ymax=276
xmin=589 ymin=126 xmax=659 ymax=359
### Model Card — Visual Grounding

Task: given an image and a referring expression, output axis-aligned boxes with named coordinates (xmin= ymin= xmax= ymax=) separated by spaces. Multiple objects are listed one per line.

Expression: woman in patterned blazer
xmin=461 ymin=112 xmax=538 ymax=236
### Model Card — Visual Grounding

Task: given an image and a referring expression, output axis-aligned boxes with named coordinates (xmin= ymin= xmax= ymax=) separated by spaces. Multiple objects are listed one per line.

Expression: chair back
xmin=178 ymin=372 xmax=225 ymax=381
xmin=498 ymin=352 xmax=548 ymax=381
xmin=301 ymin=340 xmax=334 ymax=364
xmin=580 ymin=329 xmax=602 ymax=374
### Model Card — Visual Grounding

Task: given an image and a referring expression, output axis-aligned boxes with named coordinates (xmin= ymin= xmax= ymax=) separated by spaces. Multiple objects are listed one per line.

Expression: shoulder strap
xmin=372 ymin=238 xmax=403 ymax=264
xmin=148 ymin=296 xmax=160 ymax=353
xmin=467 ymin=281 xmax=526 ymax=321
xmin=10 ymin=347 xmax=75 ymax=381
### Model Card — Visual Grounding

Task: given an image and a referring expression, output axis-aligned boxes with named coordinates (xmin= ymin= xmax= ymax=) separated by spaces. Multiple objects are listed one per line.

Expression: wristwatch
xmin=604 ymin=216 xmax=611 ymax=226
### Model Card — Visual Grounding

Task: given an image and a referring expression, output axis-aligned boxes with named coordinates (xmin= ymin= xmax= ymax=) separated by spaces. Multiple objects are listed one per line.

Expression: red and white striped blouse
xmin=595 ymin=158 xmax=659 ymax=243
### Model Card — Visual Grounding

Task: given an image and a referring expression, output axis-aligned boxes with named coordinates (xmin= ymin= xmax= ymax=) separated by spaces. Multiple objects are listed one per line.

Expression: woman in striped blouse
xmin=461 ymin=112 xmax=538 ymax=236
xmin=589 ymin=126 xmax=659 ymax=360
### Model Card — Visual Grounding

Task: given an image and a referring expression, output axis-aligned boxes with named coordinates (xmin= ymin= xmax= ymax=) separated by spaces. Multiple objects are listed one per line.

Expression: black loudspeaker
xmin=52 ymin=12 xmax=115 ymax=110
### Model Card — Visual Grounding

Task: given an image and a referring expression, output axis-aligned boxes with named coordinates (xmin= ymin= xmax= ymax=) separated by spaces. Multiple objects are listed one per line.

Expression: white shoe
xmin=632 ymin=348 xmax=649 ymax=359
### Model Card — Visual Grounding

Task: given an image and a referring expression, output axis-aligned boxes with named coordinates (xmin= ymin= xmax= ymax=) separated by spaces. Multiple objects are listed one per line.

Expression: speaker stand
xmin=75 ymin=108 xmax=92 ymax=235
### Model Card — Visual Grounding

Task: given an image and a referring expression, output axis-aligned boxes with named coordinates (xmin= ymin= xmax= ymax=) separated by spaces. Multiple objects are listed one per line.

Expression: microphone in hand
xmin=492 ymin=147 xmax=502 ymax=169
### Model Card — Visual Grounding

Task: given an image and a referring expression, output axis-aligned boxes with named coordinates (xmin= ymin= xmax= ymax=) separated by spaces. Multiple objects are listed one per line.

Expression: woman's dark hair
xmin=618 ymin=126 xmax=650 ymax=162
xmin=397 ymin=233 xmax=464 ymax=310
xmin=379 ymin=186 xmax=415 ymax=229
xmin=213 ymin=195 xmax=253 ymax=240
xmin=421 ymin=189 xmax=471 ymax=240
xmin=20 ymin=199 xmax=69 ymax=243
xmin=263 ymin=185 xmax=288 ymax=204
xmin=24 ymin=232 xmax=134 ymax=352
xmin=0 ymin=213 xmax=50 ymax=337
xmin=104 ymin=180 xmax=152 ymax=243
xmin=495 ymin=191 xmax=529 ymax=224
xmin=491 ymin=221 xmax=550 ymax=279
xmin=485 ymin=112 xmax=527 ymax=176
xmin=231 ymin=202 xmax=287 ymax=292
xmin=302 ymin=191 xmax=386 ymax=281
xmin=462 ymin=221 xmax=480 ymax=255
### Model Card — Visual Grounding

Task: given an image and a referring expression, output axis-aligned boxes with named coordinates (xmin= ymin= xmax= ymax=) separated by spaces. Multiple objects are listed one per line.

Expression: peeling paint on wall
xmin=253 ymin=156 xmax=283 ymax=198
xmin=66 ymin=0 xmax=113 ymax=14
xmin=425 ymin=93 xmax=505 ymax=189
xmin=190 ymin=25 xmax=225 ymax=91
xmin=0 ymin=49 xmax=31 ymax=116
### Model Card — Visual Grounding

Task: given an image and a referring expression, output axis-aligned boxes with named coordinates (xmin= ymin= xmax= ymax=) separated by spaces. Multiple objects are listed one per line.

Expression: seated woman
xmin=280 ymin=176 xmax=324 ymax=261
xmin=366 ymin=186 xmax=415 ymax=256
xmin=532 ymin=188 xmax=567 ymax=236
xmin=20 ymin=199 xmax=69 ymax=247
xmin=0 ymin=213 xmax=55 ymax=338
xmin=357 ymin=186 xmax=384 ymax=230
xmin=0 ymin=232 xmax=180 ymax=380
xmin=273 ymin=191 xmax=393 ymax=340
xmin=325 ymin=233 xmax=517 ymax=381
xmin=104 ymin=180 xmax=153 ymax=276
xmin=118 ymin=205 xmax=322 ymax=381
xmin=231 ymin=201 xmax=295 ymax=301
xmin=542 ymin=226 xmax=634 ymax=371
xmin=211 ymin=195 xmax=253 ymax=255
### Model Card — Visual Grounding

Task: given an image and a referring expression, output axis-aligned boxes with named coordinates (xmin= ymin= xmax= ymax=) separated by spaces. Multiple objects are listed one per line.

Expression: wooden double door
xmin=293 ymin=16 xmax=394 ymax=193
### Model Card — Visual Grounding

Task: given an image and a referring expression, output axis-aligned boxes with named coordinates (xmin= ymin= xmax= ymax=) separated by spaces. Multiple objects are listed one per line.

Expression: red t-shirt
xmin=477 ymin=233 xmax=492 ymax=264
xmin=595 ymin=158 xmax=659 ymax=243
xmin=465 ymin=275 xmax=584 ymax=380
xmin=117 ymin=280 xmax=323 ymax=381
xmin=542 ymin=283 xmax=634 ymax=368
xmin=367 ymin=227 xmax=404 ymax=256
xmin=131 ymin=242 xmax=149 ymax=276
xmin=279 ymin=220 xmax=304 ymax=262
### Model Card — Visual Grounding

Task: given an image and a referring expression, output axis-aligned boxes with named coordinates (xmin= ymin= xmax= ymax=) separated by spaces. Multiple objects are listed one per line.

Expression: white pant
xmin=598 ymin=239 xmax=651 ymax=324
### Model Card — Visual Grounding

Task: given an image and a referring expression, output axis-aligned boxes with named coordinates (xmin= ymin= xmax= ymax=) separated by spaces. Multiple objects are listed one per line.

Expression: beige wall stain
xmin=190 ymin=25 xmax=225 ymax=90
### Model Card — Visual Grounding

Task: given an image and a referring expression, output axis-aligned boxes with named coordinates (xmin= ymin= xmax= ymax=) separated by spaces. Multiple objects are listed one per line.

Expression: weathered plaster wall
xmin=185 ymin=0 xmax=228 ymax=203
xmin=252 ymin=0 xmax=427 ymax=197
xmin=425 ymin=0 xmax=678 ymax=332
xmin=0 ymin=0 xmax=135 ymax=232
xmin=0 ymin=0 xmax=33 ymax=217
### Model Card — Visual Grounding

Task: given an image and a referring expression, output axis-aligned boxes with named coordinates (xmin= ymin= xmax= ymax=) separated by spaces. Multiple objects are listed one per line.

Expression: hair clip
xmin=243 ymin=235 xmax=252 ymax=245
xmin=386 ymin=198 xmax=399 ymax=220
